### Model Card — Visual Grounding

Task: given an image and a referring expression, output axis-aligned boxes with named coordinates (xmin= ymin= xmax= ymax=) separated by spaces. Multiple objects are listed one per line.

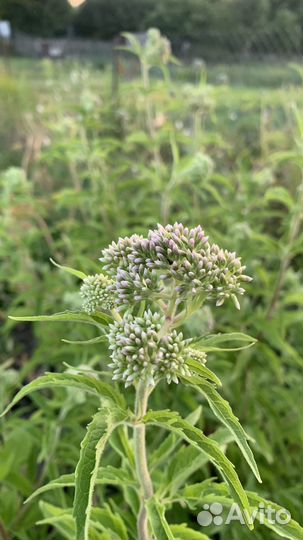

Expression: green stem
xmin=134 ymin=379 xmax=154 ymax=540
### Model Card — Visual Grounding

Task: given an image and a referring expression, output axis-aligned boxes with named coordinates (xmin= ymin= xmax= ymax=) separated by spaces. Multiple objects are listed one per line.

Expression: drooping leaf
xmin=247 ymin=491 xmax=303 ymax=540
xmin=0 ymin=373 xmax=126 ymax=418
xmin=25 ymin=465 xmax=137 ymax=504
xmin=143 ymin=410 xmax=253 ymax=529
xmin=25 ymin=474 xmax=75 ymax=503
xmin=175 ymin=482 xmax=303 ymax=540
xmin=182 ymin=374 xmax=261 ymax=482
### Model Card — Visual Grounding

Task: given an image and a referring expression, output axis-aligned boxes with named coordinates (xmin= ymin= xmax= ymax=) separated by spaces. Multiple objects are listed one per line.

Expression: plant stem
xmin=134 ymin=379 xmax=154 ymax=540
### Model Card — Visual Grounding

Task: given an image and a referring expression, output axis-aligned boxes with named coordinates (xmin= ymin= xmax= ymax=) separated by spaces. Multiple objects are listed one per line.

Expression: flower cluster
xmin=108 ymin=310 xmax=191 ymax=386
xmin=100 ymin=223 xmax=251 ymax=310
xmin=80 ymin=274 xmax=116 ymax=314
xmin=185 ymin=347 xmax=207 ymax=365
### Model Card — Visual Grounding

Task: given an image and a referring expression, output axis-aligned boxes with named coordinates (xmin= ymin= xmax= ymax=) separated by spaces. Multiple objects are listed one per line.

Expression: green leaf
xmin=25 ymin=466 xmax=137 ymax=504
xmin=25 ymin=474 xmax=75 ymax=503
xmin=62 ymin=335 xmax=107 ymax=345
xmin=182 ymin=375 xmax=261 ymax=483
xmin=143 ymin=410 xmax=253 ymax=529
xmin=38 ymin=503 xmax=75 ymax=540
xmin=170 ymin=523 xmax=210 ymax=540
xmin=150 ymin=406 xmax=202 ymax=470
xmin=186 ymin=358 xmax=222 ymax=386
xmin=247 ymin=492 xmax=303 ymax=540
xmin=8 ymin=311 xmax=100 ymax=325
xmin=264 ymin=187 xmax=294 ymax=209
xmin=50 ymin=258 xmax=87 ymax=280
xmin=91 ymin=506 xmax=128 ymax=540
xmin=73 ymin=408 xmax=128 ymax=540
xmin=162 ymin=428 xmax=234 ymax=497
xmin=146 ymin=496 xmax=175 ymax=540
xmin=0 ymin=373 xmax=126 ymax=417
xmin=192 ymin=332 xmax=257 ymax=352
xmin=174 ymin=482 xmax=303 ymax=540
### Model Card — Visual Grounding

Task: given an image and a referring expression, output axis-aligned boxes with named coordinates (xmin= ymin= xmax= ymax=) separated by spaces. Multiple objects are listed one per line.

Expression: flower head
xmin=100 ymin=223 xmax=251 ymax=310
xmin=185 ymin=347 xmax=207 ymax=365
xmin=80 ymin=273 xmax=116 ymax=314
xmin=100 ymin=234 xmax=143 ymax=275
xmin=108 ymin=310 xmax=190 ymax=386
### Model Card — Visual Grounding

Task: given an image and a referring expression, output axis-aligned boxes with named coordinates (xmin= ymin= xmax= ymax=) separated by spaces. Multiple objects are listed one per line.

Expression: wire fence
xmin=5 ymin=27 xmax=302 ymax=63
xmin=174 ymin=27 xmax=302 ymax=62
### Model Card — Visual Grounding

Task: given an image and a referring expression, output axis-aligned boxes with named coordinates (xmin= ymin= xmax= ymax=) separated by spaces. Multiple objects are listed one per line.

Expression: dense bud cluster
xmin=100 ymin=223 xmax=251 ymax=309
xmin=80 ymin=274 xmax=116 ymax=314
xmin=98 ymin=223 xmax=251 ymax=386
xmin=108 ymin=310 xmax=191 ymax=386
xmin=185 ymin=347 xmax=207 ymax=365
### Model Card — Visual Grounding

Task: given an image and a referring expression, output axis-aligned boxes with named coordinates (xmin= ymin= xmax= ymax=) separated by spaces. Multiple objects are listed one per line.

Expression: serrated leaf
xmin=73 ymin=408 xmax=128 ymax=540
xmin=50 ymin=258 xmax=87 ymax=280
xmin=143 ymin=410 xmax=253 ymax=529
xmin=0 ymin=373 xmax=126 ymax=417
xmin=182 ymin=375 xmax=261 ymax=483
xmin=146 ymin=496 xmax=174 ymax=540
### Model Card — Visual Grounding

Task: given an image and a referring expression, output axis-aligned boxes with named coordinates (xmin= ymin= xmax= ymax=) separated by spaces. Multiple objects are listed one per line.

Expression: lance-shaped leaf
xmin=74 ymin=407 xmax=128 ymax=540
xmin=62 ymin=335 xmax=108 ymax=345
xmin=0 ymin=373 xmax=126 ymax=418
xmin=8 ymin=310 xmax=112 ymax=326
xmin=25 ymin=466 xmax=137 ymax=504
xmin=186 ymin=358 xmax=222 ymax=386
xmin=182 ymin=374 xmax=261 ymax=483
xmin=176 ymin=482 xmax=303 ymax=540
xmin=143 ymin=410 xmax=253 ymax=529
xmin=146 ymin=496 xmax=175 ymax=540
xmin=246 ymin=491 xmax=303 ymax=540
xmin=50 ymin=258 xmax=87 ymax=280
xmin=191 ymin=332 xmax=257 ymax=352
xmin=150 ymin=406 xmax=202 ymax=470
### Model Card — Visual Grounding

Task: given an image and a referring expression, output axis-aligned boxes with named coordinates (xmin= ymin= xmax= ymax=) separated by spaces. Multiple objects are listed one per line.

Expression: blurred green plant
xmin=0 ymin=30 xmax=302 ymax=540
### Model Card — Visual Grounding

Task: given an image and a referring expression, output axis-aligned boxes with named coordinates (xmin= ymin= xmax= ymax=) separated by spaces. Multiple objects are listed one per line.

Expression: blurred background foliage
xmin=0 ymin=0 xmax=302 ymax=58
xmin=0 ymin=6 xmax=302 ymax=540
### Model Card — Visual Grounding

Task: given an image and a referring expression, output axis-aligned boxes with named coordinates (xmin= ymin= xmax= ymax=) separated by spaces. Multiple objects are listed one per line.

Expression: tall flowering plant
xmin=3 ymin=224 xmax=301 ymax=540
